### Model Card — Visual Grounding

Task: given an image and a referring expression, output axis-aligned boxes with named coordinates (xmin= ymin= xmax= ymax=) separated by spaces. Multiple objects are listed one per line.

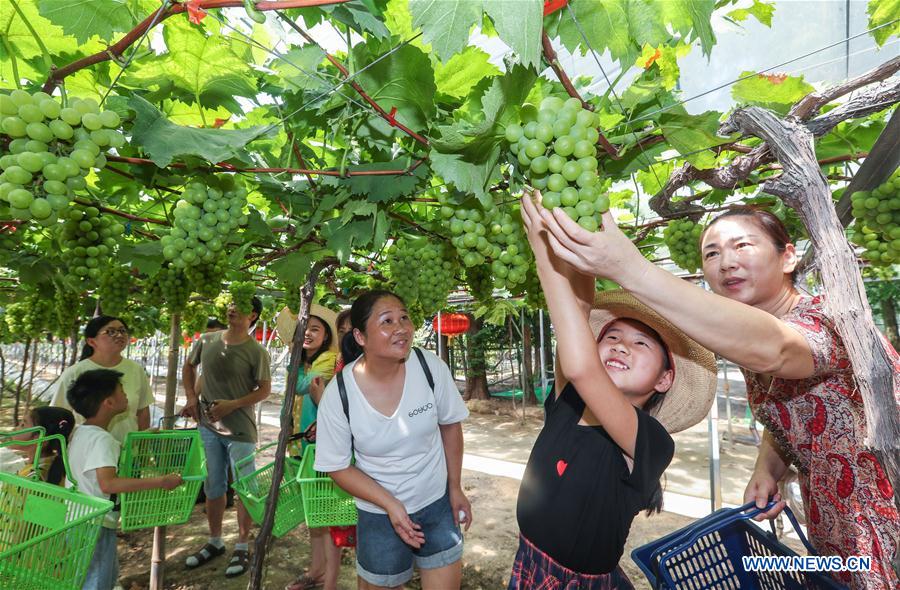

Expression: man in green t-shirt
xmin=180 ymin=296 xmax=271 ymax=578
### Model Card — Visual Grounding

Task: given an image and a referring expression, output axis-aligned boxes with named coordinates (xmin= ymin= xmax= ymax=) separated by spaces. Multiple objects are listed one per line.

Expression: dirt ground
xmin=2 ymin=365 xmax=800 ymax=590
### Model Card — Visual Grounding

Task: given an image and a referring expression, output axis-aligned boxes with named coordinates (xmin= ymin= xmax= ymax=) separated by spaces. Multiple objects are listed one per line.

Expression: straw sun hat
xmin=275 ymin=304 xmax=340 ymax=353
xmin=589 ymin=290 xmax=717 ymax=434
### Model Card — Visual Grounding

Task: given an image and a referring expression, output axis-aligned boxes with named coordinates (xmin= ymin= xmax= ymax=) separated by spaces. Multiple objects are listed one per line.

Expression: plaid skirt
xmin=508 ymin=534 xmax=635 ymax=590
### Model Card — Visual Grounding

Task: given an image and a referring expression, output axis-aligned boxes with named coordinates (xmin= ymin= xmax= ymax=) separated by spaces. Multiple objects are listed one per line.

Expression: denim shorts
xmin=356 ymin=490 xmax=463 ymax=587
xmin=199 ymin=426 xmax=256 ymax=500
xmin=82 ymin=527 xmax=119 ymax=590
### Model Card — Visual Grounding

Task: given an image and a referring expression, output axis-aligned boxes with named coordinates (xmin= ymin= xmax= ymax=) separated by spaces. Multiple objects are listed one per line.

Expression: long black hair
xmin=30 ymin=406 xmax=75 ymax=486
xmin=79 ymin=315 xmax=129 ymax=361
xmin=300 ymin=315 xmax=333 ymax=367
xmin=340 ymin=289 xmax=406 ymax=364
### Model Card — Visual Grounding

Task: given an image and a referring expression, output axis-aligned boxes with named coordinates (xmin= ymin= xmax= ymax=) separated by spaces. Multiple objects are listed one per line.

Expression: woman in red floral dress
xmin=534 ymin=204 xmax=899 ymax=590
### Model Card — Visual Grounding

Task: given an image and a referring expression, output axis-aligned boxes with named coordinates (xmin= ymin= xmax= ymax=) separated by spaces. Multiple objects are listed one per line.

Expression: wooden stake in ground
xmin=721 ymin=106 xmax=900 ymax=577
xmin=149 ymin=313 xmax=181 ymax=590
xmin=248 ymin=260 xmax=332 ymax=590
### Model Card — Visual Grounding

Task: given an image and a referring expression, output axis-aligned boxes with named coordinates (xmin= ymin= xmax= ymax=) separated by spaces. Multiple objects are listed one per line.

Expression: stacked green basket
xmin=297 ymin=444 xmax=357 ymax=528
xmin=231 ymin=441 xmax=306 ymax=537
xmin=117 ymin=430 xmax=207 ymax=531
xmin=0 ymin=432 xmax=114 ymax=590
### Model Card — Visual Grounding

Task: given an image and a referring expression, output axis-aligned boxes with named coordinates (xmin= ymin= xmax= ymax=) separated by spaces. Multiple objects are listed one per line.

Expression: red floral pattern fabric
xmin=742 ymin=296 xmax=900 ymax=590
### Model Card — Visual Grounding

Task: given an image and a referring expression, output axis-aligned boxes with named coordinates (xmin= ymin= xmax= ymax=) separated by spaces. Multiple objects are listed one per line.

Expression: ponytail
xmin=341 ymin=331 xmax=363 ymax=364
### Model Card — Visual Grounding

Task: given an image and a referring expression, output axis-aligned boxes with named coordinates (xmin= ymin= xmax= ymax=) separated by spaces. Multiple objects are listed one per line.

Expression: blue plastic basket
xmin=632 ymin=501 xmax=848 ymax=589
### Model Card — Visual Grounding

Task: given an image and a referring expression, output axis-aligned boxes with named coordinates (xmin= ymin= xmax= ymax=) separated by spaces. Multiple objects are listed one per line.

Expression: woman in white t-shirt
xmin=314 ymin=290 xmax=471 ymax=590
xmin=51 ymin=316 xmax=152 ymax=443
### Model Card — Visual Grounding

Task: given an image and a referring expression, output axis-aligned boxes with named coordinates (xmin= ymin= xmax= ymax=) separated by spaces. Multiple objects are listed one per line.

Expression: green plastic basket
xmin=0 ymin=433 xmax=114 ymax=590
xmin=117 ymin=429 xmax=207 ymax=531
xmin=231 ymin=442 xmax=306 ymax=538
xmin=296 ymin=444 xmax=357 ymax=528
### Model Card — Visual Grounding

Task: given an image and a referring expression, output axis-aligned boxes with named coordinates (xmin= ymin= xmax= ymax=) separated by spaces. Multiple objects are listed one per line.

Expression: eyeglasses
xmin=100 ymin=328 xmax=129 ymax=337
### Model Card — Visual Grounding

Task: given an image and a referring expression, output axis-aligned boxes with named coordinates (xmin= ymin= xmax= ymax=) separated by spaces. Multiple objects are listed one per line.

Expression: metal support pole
xmin=723 ymin=358 xmax=733 ymax=445
xmin=436 ymin=311 xmax=442 ymax=359
xmin=708 ymin=385 xmax=722 ymax=512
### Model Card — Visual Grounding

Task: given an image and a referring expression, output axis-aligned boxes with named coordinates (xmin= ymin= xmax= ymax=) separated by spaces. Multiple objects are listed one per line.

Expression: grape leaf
xmin=122 ymin=18 xmax=257 ymax=112
xmin=409 ymin=0 xmax=482 ymax=62
xmin=271 ymin=46 xmax=330 ymax=92
xmin=868 ymin=0 xmax=900 ymax=45
xmin=547 ymin=0 xmax=635 ymax=65
xmin=482 ymin=0 xmax=543 ymax=68
xmin=319 ymin=161 xmax=430 ymax=203
xmin=128 ymin=96 xmax=272 ymax=167
xmin=352 ymin=42 xmax=436 ymax=133
xmin=659 ymin=110 xmax=729 ymax=169
xmin=726 ymin=0 xmax=774 ymax=27
xmin=0 ymin=0 xmax=83 ymax=63
xmin=434 ymin=47 xmax=500 ymax=99
xmin=731 ymin=71 xmax=814 ymax=115
xmin=36 ymin=0 xmax=145 ymax=44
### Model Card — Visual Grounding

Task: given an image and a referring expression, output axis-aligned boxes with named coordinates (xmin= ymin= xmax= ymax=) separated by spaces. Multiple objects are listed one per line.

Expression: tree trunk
xmin=882 ymin=296 xmax=899 ymax=351
xmin=26 ymin=339 xmax=38 ymax=408
xmin=722 ymin=106 xmax=900 ymax=578
xmin=0 ymin=345 xmax=6 ymax=410
xmin=463 ymin=314 xmax=489 ymax=401
xmin=149 ymin=313 xmax=181 ymax=590
xmin=249 ymin=260 xmax=333 ymax=590
xmin=69 ymin=326 xmax=79 ymax=366
xmin=14 ymin=338 xmax=31 ymax=426
xmin=522 ymin=312 xmax=537 ymax=405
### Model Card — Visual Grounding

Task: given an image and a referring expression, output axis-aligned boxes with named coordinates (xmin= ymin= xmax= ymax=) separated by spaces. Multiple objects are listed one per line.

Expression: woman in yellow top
xmin=281 ymin=304 xmax=341 ymax=590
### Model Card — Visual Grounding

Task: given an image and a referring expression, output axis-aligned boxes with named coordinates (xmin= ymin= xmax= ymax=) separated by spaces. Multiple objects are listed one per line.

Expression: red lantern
xmin=254 ymin=326 xmax=265 ymax=342
xmin=432 ymin=313 xmax=470 ymax=336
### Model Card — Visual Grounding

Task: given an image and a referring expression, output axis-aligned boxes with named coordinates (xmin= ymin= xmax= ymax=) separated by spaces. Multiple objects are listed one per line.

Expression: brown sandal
xmin=224 ymin=548 xmax=250 ymax=578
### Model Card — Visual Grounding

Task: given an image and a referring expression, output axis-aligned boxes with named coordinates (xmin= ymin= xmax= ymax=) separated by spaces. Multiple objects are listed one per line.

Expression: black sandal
xmin=225 ymin=548 xmax=251 ymax=578
xmin=185 ymin=542 xmax=225 ymax=569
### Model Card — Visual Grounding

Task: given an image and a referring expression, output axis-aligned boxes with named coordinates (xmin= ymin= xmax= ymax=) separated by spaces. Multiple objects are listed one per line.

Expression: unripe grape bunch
xmin=185 ymin=258 xmax=228 ymax=299
xmin=230 ymin=281 xmax=257 ymax=315
xmin=505 ymin=96 xmax=610 ymax=232
xmin=440 ymin=193 xmax=532 ymax=291
xmin=387 ymin=238 xmax=459 ymax=317
xmin=150 ymin=264 xmax=191 ymax=313
xmin=0 ymin=90 xmax=123 ymax=223
xmin=98 ymin=265 xmax=132 ymax=315
xmin=849 ymin=169 xmax=900 ymax=267
xmin=663 ymin=218 xmax=705 ymax=273
xmin=57 ymin=206 xmax=122 ymax=282
xmin=160 ymin=176 xmax=248 ymax=267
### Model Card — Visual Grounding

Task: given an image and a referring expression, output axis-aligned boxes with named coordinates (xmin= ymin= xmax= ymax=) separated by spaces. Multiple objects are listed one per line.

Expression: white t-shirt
xmin=51 ymin=358 xmax=153 ymax=443
xmin=66 ymin=424 xmax=120 ymax=529
xmin=314 ymin=349 xmax=469 ymax=514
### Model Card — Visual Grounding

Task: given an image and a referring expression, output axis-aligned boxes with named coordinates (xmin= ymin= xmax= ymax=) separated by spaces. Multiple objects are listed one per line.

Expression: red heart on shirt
xmin=556 ymin=459 xmax=568 ymax=477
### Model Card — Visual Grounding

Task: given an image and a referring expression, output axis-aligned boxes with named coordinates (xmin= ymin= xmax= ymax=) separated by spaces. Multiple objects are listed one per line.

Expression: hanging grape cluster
xmin=184 ymin=258 xmax=228 ymax=299
xmin=387 ymin=237 xmax=459 ymax=319
xmin=5 ymin=291 xmax=52 ymax=339
xmin=849 ymin=169 xmax=900 ymax=267
xmin=182 ymin=300 xmax=214 ymax=334
xmin=663 ymin=218 xmax=705 ymax=273
xmin=98 ymin=265 xmax=131 ymax=315
xmin=53 ymin=286 xmax=82 ymax=337
xmin=230 ymin=281 xmax=257 ymax=315
xmin=440 ymin=192 xmax=532 ymax=293
xmin=0 ymin=91 xmax=123 ymax=223
xmin=505 ymin=96 xmax=610 ymax=232
xmin=57 ymin=206 xmax=122 ymax=282
xmin=149 ymin=265 xmax=191 ymax=313
xmin=160 ymin=176 xmax=248 ymax=268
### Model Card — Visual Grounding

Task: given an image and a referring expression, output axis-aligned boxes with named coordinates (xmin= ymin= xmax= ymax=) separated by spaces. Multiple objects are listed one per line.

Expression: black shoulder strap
xmin=412 ymin=347 xmax=434 ymax=392
xmin=336 ymin=368 xmax=354 ymax=454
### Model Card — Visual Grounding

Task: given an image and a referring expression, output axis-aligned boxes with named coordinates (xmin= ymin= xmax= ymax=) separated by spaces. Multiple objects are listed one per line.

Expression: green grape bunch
xmin=57 ymin=206 xmax=122 ymax=282
xmin=98 ymin=265 xmax=132 ymax=316
xmin=441 ymin=192 xmax=532 ymax=292
xmin=663 ymin=218 xmax=705 ymax=273
xmin=5 ymin=291 xmax=52 ymax=340
xmin=53 ymin=286 xmax=82 ymax=338
xmin=182 ymin=300 xmax=214 ymax=335
xmin=849 ymin=169 xmax=900 ymax=267
xmin=0 ymin=91 xmax=124 ymax=223
xmin=149 ymin=264 xmax=191 ymax=313
xmin=160 ymin=175 xmax=248 ymax=268
xmin=505 ymin=96 xmax=610 ymax=232
xmin=387 ymin=237 xmax=459 ymax=317
xmin=185 ymin=258 xmax=228 ymax=299
xmin=230 ymin=281 xmax=257 ymax=315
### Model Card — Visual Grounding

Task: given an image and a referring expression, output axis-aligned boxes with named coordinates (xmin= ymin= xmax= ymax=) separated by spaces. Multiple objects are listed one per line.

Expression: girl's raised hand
xmin=538 ymin=204 xmax=643 ymax=283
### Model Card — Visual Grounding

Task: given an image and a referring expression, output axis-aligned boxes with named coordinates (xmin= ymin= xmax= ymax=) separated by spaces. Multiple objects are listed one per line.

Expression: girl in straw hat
xmin=510 ymin=193 xmax=717 ymax=589
xmin=533 ymin=201 xmax=900 ymax=590
xmin=279 ymin=304 xmax=342 ymax=590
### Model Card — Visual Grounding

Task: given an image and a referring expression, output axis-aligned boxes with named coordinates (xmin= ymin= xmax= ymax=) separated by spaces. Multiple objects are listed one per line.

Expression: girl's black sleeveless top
xmin=516 ymin=382 xmax=674 ymax=574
